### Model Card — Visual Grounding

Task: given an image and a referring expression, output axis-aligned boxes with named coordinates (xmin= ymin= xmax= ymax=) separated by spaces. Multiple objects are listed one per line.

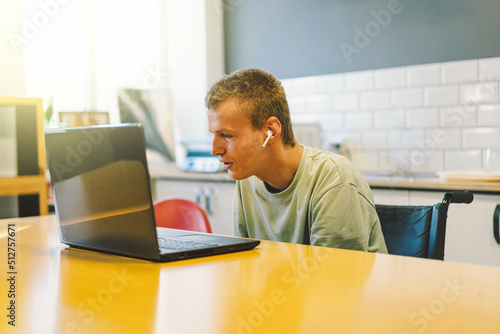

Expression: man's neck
xmin=259 ymin=141 xmax=304 ymax=192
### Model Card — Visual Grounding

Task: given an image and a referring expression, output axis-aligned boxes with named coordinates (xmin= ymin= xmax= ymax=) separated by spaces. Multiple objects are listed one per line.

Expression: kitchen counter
xmin=364 ymin=176 xmax=500 ymax=194
xmin=148 ymin=163 xmax=234 ymax=183
xmin=148 ymin=163 xmax=500 ymax=194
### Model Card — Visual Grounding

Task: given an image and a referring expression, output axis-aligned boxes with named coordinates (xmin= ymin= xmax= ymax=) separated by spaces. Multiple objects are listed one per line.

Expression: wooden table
xmin=1 ymin=215 xmax=499 ymax=334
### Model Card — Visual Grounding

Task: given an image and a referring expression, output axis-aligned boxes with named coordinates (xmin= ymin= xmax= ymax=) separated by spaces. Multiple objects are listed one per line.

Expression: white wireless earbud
xmin=262 ymin=130 xmax=273 ymax=148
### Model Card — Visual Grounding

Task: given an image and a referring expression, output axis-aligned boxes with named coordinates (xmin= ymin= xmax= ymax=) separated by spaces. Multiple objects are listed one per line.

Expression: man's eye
xmin=221 ymin=134 xmax=232 ymax=139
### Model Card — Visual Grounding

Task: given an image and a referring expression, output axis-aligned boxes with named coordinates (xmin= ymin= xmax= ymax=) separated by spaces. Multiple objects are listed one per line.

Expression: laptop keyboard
xmin=157 ymin=237 xmax=219 ymax=250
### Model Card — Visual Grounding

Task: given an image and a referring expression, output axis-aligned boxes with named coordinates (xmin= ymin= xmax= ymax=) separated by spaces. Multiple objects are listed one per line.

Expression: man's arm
xmin=233 ymin=181 xmax=250 ymax=238
xmin=308 ymin=182 xmax=378 ymax=252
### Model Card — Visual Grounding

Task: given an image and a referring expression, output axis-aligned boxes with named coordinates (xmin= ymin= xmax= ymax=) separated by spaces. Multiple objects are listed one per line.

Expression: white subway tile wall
xmin=373 ymin=110 xmax=405 ymax=129
xmin=332 ymin=93 xmax=359 ymax=111
xmin=445 ymin=150 xmax=482 ymax=171
xmin=406 ymin=108 xmax=439 ymax=128
xmin=462 ymin=128 xmax=500 ymax=149
xmin=478 ymin=105 xmax=500 ymax=126
xmin=407 ymin=63 xmax=441 ymax=87
xmin=345 ymin=111 xmax=373 ymax=130
xmin=460 ymin=82 xmax=499 ymax=104
xmin=441 ymin=60 xmax=478 ymax=84
xmin=479 ymin=57 xmax=500 ymax=81
xmin=345 ymin=71 xmax=374 ymax=91
xmin=391 ymin=87 xmax=423 ymax=108
xmin=282 ymin=57 xmax=500 ymax=172
xmin=317 ymin=74 xmax=344 ymax=93
xmin=361 ymin=91 xmax=391 ymax=109
xmin=425 ymin=85 xmax=459 ymax=106
xmin=440 ymin=106 xmax=477 ymax=127
xmin=375 ymin=67 xmax=406 ymax=89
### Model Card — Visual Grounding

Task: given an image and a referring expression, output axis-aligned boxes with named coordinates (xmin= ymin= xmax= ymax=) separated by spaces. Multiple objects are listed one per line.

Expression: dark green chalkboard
xmin=224 ymin=0 xmax=500 ymax=79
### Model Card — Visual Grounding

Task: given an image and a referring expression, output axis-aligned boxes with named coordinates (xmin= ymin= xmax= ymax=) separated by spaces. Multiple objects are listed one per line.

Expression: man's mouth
xmin=222 ymin=162 xmax=233 ymax=170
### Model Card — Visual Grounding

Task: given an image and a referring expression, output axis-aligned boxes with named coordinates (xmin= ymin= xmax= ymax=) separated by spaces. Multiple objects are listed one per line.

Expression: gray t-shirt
xmin=233 ymin=146 xmax=387 ymax=253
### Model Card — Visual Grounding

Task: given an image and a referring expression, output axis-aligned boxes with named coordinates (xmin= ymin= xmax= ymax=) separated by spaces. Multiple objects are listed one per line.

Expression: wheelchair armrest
xmin=443 ymin=191 xmax=474 ymax=204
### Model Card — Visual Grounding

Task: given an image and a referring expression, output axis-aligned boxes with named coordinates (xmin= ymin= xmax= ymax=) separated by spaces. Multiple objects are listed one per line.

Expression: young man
xmin=205 ymin=69 xmax=387 ymax=253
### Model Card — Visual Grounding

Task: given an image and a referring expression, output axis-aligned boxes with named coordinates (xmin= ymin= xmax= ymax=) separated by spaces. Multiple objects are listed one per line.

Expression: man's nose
xmin=211 ymin=137 xmax=225 ymax=156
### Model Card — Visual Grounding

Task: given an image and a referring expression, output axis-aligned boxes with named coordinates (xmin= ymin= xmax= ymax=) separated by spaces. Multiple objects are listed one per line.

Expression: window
xmin=24 ymin=0 xmax=166 ymax=124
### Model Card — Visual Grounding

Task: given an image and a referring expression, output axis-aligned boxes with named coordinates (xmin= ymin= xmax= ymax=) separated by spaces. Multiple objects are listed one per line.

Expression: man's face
xmin=208 ymin=99 xmax=266 ymax=180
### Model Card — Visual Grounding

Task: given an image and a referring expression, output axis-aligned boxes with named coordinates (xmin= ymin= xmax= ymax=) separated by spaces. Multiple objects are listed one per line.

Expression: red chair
xmin=153 ymin=197 xmax=212 ymax=233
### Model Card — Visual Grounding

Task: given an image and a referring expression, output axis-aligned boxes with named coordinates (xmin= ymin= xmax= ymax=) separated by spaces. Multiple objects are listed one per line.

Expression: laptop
xmin=44 ymin=123 xmax=260 ymax=262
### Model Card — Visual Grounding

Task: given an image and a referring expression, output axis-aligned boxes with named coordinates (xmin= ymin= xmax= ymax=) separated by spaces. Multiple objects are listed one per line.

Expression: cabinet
xmin=372 ymin=188 xmax=500 ymax=267
xmin=0 ymin=97 xmax=48 ymax=217
xmin=152 ymin=174 xmax=235 ymax=236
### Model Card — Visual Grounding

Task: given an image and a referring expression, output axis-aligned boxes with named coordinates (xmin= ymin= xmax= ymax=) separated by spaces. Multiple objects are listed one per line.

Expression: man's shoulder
xmin=302 ymin=146 xmax=366 ymax=187
xmin=303 ymin=146 xmax=351 ymax=171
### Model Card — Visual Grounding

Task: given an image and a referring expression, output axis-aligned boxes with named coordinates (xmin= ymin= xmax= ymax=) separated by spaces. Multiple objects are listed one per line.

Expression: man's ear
xmin=263 ymin=117 xmax=282 ymax=143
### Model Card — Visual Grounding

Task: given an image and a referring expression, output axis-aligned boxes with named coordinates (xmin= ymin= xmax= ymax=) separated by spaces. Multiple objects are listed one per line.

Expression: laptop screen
xmin=45 ymin=124 xmax=161 ymax=259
